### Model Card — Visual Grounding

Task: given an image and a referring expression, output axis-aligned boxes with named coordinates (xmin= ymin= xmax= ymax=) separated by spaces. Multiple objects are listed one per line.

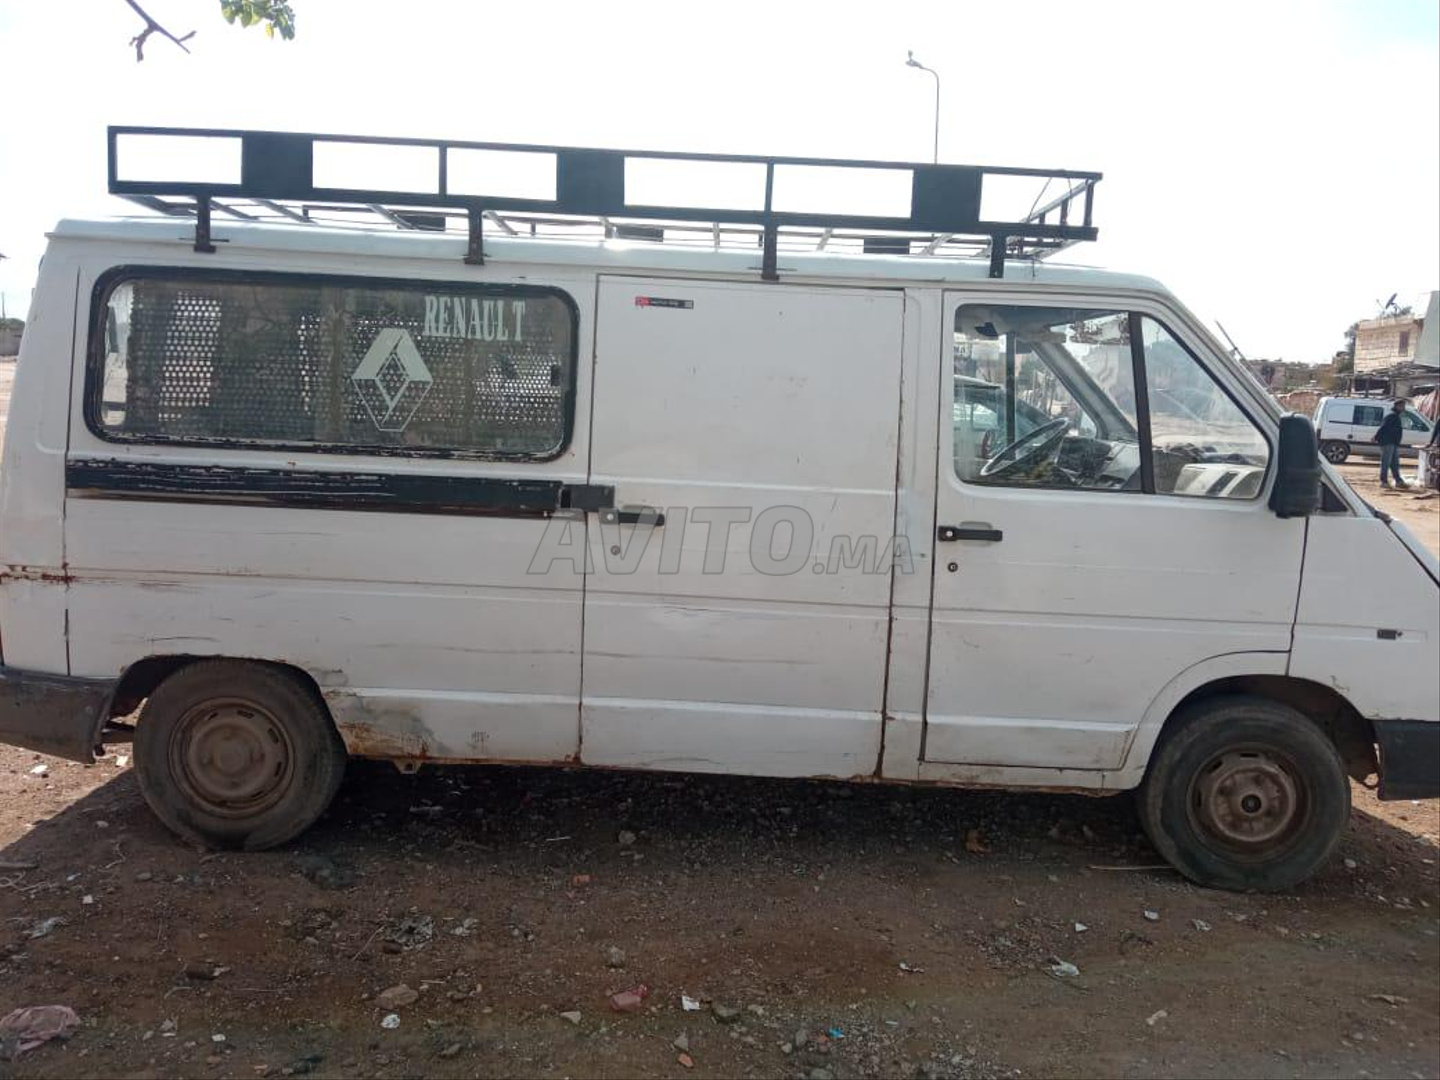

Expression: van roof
xmin=51 ymin=216 xmax=1171 ymax=295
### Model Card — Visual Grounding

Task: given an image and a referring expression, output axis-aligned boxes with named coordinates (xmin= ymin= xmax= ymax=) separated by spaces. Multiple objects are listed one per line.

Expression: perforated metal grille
xmin=95 ymin=273 xmax=575 ymax=458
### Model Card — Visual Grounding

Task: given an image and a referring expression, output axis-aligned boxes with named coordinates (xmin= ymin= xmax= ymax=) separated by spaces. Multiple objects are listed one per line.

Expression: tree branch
xmin=124 ymin=0 xmax=196 ymax=61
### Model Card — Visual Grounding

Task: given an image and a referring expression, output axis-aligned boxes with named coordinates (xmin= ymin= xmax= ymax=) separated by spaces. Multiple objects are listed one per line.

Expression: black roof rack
xmin=107 ymin=125 xmax=1101 ymax=280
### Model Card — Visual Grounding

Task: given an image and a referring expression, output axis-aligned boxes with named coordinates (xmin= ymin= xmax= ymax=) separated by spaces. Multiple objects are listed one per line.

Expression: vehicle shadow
xmin=1 ymin=758 xmax=1432 ymax=904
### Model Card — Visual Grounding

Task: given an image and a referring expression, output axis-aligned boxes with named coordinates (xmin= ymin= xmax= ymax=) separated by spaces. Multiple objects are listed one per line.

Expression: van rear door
xmin=580 ymin=278 xmax=905 ymax=777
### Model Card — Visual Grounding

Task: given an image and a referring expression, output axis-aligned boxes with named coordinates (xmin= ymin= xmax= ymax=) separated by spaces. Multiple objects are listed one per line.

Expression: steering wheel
xmin=979 ymin=417 xmax=1071 ymax=479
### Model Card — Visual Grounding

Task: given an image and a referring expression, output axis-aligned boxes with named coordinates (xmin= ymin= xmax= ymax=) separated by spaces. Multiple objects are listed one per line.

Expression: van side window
xmin=1352 ymin=405 xmax=1386 ymax=428
xmin=952 ymin=305 xmax=1269 ymax=500
xmin=952 ymin=307 xmax=1140 ymax=491
xmin=90 ymin=270 xmax=577 ymax=460
xmin=1401 ymin=410 xmax=1429 ymax=432
xmin=1139 ymin=318 xmax=1270 ymax=499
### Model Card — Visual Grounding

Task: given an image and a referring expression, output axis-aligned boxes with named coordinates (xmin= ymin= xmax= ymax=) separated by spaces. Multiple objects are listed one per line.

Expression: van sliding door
xmin=580 ymin=277 xmax=906 ymax=776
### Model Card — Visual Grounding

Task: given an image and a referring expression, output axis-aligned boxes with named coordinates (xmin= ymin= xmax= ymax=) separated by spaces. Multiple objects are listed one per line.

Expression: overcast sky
xmin=0 ymin=0 xmax=1436 ymax=361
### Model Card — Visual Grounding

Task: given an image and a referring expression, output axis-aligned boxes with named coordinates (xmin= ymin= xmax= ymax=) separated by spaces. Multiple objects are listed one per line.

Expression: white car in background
xmin=1313 ymin=396 xmax=1435 ymax=464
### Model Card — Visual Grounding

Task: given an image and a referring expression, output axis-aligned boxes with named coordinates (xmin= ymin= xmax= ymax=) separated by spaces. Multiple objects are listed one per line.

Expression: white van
xmin=1 ymin=128 xmax=1436 ymax=892
xmin=1313 ymin=395 xmax=1435 ymax=464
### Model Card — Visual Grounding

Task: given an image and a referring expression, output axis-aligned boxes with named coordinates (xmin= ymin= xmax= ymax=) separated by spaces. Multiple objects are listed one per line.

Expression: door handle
xmin=599 ymin=507 xmax=665 ymax=527
xmin=937 ymin=523 xmax=1003 ymax=542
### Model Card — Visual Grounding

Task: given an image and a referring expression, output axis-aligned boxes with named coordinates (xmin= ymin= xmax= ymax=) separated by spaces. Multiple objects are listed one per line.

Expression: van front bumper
xmin=1375 ymin=719 xmax=1440 ymax=800
xmin=0 ymin=666 xmax=114 ymax=763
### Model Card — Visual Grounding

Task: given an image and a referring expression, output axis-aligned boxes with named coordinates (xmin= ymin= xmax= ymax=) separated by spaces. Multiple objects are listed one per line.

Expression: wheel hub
xmin=172 ymin=700 xmax=293 ymax=815
xmin=1192 ymin=749 xmax=1304 ymax=850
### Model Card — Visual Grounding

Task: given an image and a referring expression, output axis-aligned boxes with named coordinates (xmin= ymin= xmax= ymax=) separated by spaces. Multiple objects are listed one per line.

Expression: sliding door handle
xmin=937 ymin=523 xmax=1003 ymax=542
xmin=599 ymin=507 xmax=665 ymax=527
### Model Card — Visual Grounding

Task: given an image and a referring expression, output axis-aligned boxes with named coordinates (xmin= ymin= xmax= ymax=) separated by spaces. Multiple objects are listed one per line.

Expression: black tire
xmin=1138 ymin=695 xmax=1349 ymax=892
xmin=1320 ymin=441 xmax=1349 ymax=464
xmin=134 ymin=660 xmax=346 ymax=850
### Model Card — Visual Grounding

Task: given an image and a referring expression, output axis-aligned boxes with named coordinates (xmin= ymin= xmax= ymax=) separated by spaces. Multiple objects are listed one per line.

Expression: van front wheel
xmin=1138 ymin=696 xmax=1349 ymax=891
xmin=1320 ymin=440 xmax=1349 ymax=464
xmin=134 ymin=660 xmax=346 ymax=850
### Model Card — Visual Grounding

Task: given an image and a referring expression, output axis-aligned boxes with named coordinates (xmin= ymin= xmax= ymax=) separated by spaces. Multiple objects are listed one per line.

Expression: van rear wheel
xmin=134 ymin=660 xmax=346 ymax=850
xmin=1138 ymin=695 xmax=1349 ymax=891
xmin=1320 ymin=440 xmax=1349 ymax=464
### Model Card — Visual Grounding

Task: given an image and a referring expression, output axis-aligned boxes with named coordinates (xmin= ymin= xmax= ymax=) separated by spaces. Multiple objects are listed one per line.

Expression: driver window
xmin=953 ymin=306 xmax=1140 ymax=491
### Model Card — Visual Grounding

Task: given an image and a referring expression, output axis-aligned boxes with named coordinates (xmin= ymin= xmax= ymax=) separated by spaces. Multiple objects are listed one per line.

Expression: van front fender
xmin=1113 ymin=651 xmax=1291 ymax=789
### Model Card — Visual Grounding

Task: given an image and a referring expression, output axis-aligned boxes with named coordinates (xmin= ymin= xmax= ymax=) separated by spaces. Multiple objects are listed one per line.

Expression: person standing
xmin=1373 ymin=398 xmax=1409 ymax=489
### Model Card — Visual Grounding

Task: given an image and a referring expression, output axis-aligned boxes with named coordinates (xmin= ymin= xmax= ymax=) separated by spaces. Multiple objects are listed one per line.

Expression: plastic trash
xmin=609 ymin=985 xmax=649 ymax=1012
xmin=0 ymin=1005 xmax=81 ymax=1059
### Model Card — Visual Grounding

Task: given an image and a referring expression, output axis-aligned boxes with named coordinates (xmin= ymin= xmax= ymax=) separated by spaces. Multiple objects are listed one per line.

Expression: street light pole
xmin=905 ymin=51 xmax=940 ymax=164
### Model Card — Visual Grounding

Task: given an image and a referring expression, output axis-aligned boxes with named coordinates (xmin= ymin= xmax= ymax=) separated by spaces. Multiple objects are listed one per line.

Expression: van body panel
xmin=1113 ymin=649 xmax=1292 ymax=787
xmin=0 ymin=258 xmax=77 ymax=673
xmin=58 ymin=252 xmax=599 ymax=763
xmin=1291 ymin=515 xmax=1440 ymax=724
xmin=579 ymin=278 xmax=903 ymax=773
xmin=577 ymin=698 xmax=881 ymax=778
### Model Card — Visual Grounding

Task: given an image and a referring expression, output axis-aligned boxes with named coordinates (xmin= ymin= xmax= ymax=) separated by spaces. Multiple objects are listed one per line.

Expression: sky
xmin=0 ymin=0 xmax=1436 ymax=362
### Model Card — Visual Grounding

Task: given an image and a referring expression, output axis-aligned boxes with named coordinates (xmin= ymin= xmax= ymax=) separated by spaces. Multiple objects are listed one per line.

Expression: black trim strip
xmin=65 ymin=459 xmax=603 ymax=519
xmin=1128 ymin=311 xmax=1156 ymax=495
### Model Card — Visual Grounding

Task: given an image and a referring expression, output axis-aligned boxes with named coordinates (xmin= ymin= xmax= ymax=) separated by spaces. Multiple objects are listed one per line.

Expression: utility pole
xmin=905 ymin=51 xmax=941 ymax=163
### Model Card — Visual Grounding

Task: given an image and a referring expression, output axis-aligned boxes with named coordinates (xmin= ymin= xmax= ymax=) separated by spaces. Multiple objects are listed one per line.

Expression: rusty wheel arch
xmin=105 ymin=655 xmax=333 ymax=736
xmin=1168 ymin=674 xmax=1377 ymax=783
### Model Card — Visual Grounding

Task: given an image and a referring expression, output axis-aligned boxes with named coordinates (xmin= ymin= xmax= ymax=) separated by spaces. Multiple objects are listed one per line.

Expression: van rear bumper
xmin=1375 ymin=719 xmax=1440 ymax=800
xmin=0 ymin=666 xmax=114 ymax=763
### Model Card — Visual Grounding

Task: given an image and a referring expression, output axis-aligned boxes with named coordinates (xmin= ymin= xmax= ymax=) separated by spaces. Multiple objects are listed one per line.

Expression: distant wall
xmin=1275 ymin=389 xmax=1321 ymax=416
xmin=0 ymin=324 xmax=22 ymax=356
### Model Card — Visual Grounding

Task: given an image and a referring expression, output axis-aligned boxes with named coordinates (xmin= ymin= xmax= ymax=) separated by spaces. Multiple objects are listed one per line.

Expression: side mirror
xmin=1269 ymin=413 xmax=1321 ymax=518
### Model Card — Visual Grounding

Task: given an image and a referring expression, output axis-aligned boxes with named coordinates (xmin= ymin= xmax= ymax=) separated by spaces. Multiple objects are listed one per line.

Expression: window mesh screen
xmin=95 ymin=274 xmax=575 ymax=458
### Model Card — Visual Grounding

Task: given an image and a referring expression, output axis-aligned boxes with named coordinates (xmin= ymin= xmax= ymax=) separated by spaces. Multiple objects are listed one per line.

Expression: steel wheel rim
xmin=169 ymin=698 xmax=295 ymax=817
xmin=1188 ymin=745 xmax=1309 ymax=858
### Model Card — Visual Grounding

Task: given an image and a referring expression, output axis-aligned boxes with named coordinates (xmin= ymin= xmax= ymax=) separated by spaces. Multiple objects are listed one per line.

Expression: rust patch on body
xmin=336 ymin=719 xmax=432 ymax=761
xmin=323 ymin=689 xmax=579 ymax=768
xmin=0 ymin=563 xmax=72 ymax=586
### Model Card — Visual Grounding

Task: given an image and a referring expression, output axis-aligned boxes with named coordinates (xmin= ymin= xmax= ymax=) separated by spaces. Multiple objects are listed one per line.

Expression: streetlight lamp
xmin=905 ymin=50 xmax=940 ymax=164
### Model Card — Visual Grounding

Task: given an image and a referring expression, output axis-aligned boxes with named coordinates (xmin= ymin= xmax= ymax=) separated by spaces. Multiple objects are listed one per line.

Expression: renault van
xmin=1 ymin=128 xmax=1436 ymax=892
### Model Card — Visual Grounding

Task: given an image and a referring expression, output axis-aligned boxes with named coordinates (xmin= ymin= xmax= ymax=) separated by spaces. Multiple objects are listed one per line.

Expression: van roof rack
xmin=107 ymin=125 xmax=1101 ymax=280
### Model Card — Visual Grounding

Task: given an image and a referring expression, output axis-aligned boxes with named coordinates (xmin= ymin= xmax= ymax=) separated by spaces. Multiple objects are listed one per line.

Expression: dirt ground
xmin=1335 ymin=457 xmax=1440 ymax=555
xmin=1 ymin=359 xmax=1438 ymax=1079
